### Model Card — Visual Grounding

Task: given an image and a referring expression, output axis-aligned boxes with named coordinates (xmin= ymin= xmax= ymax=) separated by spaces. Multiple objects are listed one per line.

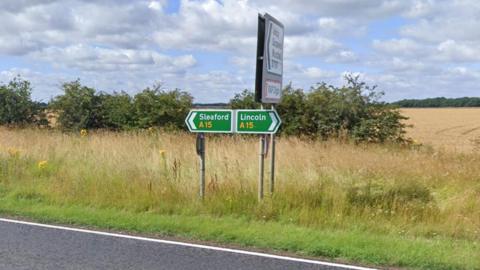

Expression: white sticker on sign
xmin=265 ymin=80 xmax=281 ymax=100
xmin=266 ymin=21 xmax=284 ymax=76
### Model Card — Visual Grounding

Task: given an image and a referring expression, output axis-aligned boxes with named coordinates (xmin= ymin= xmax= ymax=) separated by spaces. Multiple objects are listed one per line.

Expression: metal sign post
xmin=196 ymin=133 xmax=206 ymax=199
xmin=254 ymin=13 xmax=283 ymax=199
xmin=257 ymin=103 xmax=267 ymax=202
xmin=269 ymin=106 xmax=276 ymax=195
xmin=258 ymin=133 xmax=266 ymax=201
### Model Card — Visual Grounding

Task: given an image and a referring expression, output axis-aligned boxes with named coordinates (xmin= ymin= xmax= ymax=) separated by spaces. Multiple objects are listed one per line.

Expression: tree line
xmin=0 ymin=75 xmax=408 ymax=143
xmin=393 ymin=97 xmax=480 ymax=108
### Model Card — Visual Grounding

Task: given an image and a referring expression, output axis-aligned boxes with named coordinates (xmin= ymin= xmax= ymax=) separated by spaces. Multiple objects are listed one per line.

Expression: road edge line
xmin=0 ymin=217 xmax=377 ymax=270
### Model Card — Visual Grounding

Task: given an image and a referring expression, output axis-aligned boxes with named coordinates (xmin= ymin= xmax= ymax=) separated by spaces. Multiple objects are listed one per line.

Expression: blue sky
xmin=0 ymin=0 xmax=479 ymax=103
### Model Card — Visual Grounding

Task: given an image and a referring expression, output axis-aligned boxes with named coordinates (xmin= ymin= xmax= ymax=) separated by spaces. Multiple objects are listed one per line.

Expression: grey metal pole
xmin=258 ymin=104 xmax=265 ymax=201
xmin=270 ymin=105 xmax=276 ymax=195
xmin=258 ymin=134 xmax=265 ymax=201
xmin=196 ymin=133 xmax=206 ymax=200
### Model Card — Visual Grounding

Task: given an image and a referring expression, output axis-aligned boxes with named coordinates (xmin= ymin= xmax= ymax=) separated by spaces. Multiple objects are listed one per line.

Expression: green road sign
xmin=185 ymin=109 xmax=234 ymax=133
xmin=235 ymin=110 xmax=281 ymax=134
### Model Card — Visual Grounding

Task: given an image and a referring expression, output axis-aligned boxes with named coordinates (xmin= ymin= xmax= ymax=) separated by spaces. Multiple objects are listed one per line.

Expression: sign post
xmin=186 ymin=109 xmax=234 ymax=199
xmin=235 ymin=108 xmax=281 ymax=201
xmin=258 ymin=132 xmax=266 ymax=201
xmin=196 ymin=133 xmax=206 ymax=199
xmin=270 ymin=105 xmax=276 ymax=194
xmin=255 ymin=13 xmax=284 ymax=200
xmin=186 ymin=13 xmax=284 ymax=202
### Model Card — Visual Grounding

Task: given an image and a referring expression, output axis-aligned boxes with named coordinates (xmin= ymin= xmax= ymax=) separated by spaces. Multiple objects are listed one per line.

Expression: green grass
xmin=1 ymin=128 xmax=480 ymax=269
xmin=0 ymin=195 xmax=478 ymax=270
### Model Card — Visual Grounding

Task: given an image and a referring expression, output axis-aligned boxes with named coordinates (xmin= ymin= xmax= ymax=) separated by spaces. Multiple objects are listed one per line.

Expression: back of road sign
xmin=255 ymin=13 xmax=284 ymax=104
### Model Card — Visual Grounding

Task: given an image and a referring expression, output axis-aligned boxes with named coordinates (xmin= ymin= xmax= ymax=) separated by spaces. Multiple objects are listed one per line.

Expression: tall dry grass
xmin=0 ymin=127 xmax=479 ymax=240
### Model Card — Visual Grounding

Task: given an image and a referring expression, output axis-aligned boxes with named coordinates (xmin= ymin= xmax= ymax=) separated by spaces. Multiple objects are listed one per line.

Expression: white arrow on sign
xmin=188 ymin=112 xmax=197 ymax=129
xmin=268 ymin=111 xmax=278 ymax=131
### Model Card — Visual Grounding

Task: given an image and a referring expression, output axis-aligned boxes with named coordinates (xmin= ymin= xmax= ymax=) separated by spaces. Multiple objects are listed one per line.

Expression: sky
xmin=0 ymin=0 xmax=479 ymax=103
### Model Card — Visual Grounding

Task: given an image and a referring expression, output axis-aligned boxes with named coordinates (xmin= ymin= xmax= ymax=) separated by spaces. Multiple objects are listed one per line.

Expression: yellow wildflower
xmin=38 ymin=160 xmax=48 ymax=169
xmin=80 ymin=129 xmax=88 ymax=137
xmin=159 ymin=149 xmax=166 ymax=157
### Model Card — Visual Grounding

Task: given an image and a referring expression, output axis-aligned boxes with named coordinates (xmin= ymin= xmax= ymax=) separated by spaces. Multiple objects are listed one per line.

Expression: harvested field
xmin=402 ymin=108 xmax=480 ymax=152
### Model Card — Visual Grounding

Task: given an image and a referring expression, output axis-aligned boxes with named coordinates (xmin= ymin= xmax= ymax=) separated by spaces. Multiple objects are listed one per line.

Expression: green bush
xmin=50 ymin=80 xmax=101 ymax=130
xmin=51 ymin=81 xmax=193 ymax=131
xmin=230 ymin=75 xmax=408 ymax=143
xmin=229 ymin=89 xmax=260 ymax=109
xmin=97 ymin=92 xmax=135 ymax=130
xmin=2 ymin=76 xmax=407 ymax=143
xmin=276 ymin=84 xmax=308 ymax=135
xmin=0 ymin=76 xmax=40 ymax=126
xmin=132 ymin=84 xmax=193 ymax=129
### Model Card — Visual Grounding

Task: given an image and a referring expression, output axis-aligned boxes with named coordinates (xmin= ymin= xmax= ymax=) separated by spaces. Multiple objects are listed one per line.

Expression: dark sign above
xmin=255 ymin=13 xmax=284 ymax=104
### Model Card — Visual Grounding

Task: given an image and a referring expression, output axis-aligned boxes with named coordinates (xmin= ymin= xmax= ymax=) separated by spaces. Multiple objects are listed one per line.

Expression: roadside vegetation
xmin=1 ymin=75 xmax=407 ymax=143
xmin=1 ymin=76 xmax=479 ymax=269
xmin=0 ymin=129 xmax=479 ymax=269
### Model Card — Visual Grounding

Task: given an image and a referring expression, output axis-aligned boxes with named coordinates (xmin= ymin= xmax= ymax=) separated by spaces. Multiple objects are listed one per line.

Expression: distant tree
xmin=275 ymin=84 xmax=308 ymax=135
xmin=393 ymin=97 xmax=480 ymax=107
xmin=0 ymin=76 xmax=39 ymax=126
xmin=228 ymin=89 xmax=260 ymax=109
xmin=133 ymin=84 xmax=193 ymax=129
xmin=97 ymin=92 xmax=135 ymax=130
xmin=50 ymin=80 xmax=102 ymax=130
xmin=303 ymin=75 xmax=407 ymax=142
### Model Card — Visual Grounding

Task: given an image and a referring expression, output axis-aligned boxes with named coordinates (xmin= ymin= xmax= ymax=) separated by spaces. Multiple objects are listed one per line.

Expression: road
xmin=0 ymin=218 xmax=376 ymax=270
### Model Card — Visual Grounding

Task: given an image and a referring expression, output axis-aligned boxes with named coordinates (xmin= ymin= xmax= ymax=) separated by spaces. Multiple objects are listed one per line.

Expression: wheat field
xmin=402 ymin=108 xmax=480 ymax=152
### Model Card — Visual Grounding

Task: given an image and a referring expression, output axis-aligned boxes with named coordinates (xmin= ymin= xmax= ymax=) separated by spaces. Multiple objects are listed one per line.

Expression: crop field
xmin=402 ymin=108 xmax=480 ymax=152
xmin=0 ymin=127 xmax=479 ymax=269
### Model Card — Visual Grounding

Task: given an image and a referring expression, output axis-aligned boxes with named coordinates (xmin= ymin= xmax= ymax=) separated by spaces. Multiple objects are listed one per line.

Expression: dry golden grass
xmin=1 ymin=127 xmax=479 ymax=242
xmin=402 ymin=108 xmax=480 ymax=152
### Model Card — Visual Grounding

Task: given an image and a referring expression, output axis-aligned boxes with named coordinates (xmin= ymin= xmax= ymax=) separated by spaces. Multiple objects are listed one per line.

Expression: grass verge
xmin=0 ymin=196 xmax=478 ymax=270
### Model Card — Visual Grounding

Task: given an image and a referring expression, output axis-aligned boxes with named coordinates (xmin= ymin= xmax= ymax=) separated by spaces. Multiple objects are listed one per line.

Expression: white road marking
xmin=0 ymin=217 xmax=377 ymax=270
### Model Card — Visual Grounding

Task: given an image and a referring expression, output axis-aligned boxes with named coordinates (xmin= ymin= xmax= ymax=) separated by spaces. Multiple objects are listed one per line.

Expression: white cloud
xmin=251 ymin=0 xmax=413 ymax=19
xmin=148 ymin=1 xmax=164 ymax=11
xmin=372 ymin=38 xmax=425 ymax=57
xmin=303 ymin=67 xmax=337 ymax=79
xmin=285 ymin=36 xmax=341 ymax=58
xmin=436 ymin=40 xmax=480 ymax=62
xmin=31 ymin=44 xmax=196 ymax=73
xmin=0 ymin=0 xmax=479 ymax=102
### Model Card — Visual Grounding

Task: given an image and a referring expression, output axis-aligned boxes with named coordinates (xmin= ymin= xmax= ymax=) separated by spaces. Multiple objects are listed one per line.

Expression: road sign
xmin=185 ymin=109 xmax=234 ymax=133
xmin=235 ymin=110 xmax=281 ymax=134
xmin=255 ymin=13 xmax=284 ymax=104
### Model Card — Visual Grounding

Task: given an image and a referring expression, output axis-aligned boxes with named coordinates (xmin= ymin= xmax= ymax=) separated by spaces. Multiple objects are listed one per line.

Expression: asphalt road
xmin=0 ymin=218 xmax=375 ymax=270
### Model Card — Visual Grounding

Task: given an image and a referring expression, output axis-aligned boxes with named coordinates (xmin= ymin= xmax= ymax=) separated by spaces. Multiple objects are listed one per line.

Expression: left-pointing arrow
xmin=188 ymin=112 xmax=197 ymax=129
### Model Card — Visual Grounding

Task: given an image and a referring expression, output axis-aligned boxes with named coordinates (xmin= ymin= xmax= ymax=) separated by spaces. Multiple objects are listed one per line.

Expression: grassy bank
xmin=1 ymin=128 xmax=479 ymax=269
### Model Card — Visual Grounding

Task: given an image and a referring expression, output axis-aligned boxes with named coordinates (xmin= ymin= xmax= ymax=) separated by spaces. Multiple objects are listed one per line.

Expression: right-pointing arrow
xmin=188 ymin=112 xmax=197 ymax=130
xmin=268 ymin=112 xmax=277 ymax=131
